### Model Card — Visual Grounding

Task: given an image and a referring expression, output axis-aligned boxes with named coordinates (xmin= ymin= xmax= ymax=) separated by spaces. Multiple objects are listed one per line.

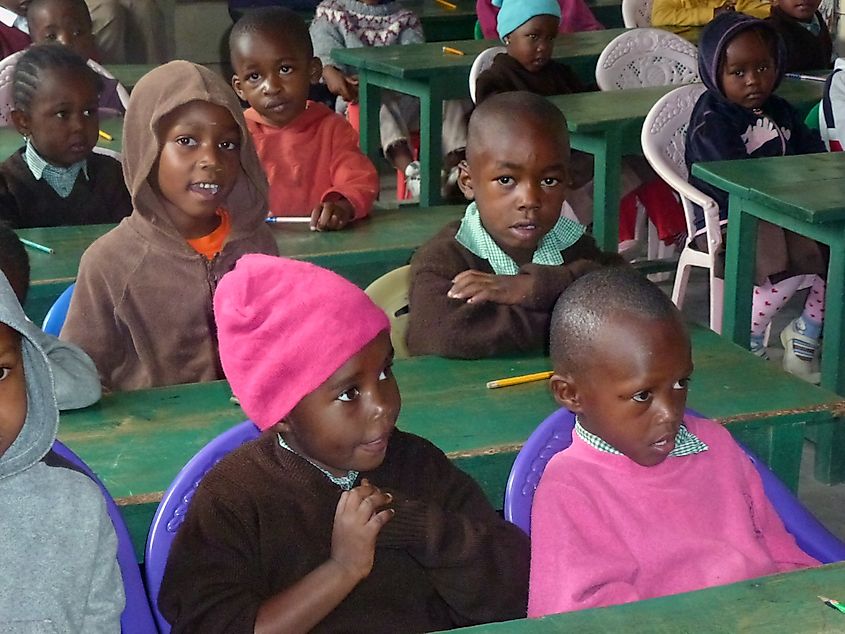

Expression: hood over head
xmin=0 ymin=271 xmax=58 ymax=480
xmin=697 ymin=12 xmax=786 ymax=99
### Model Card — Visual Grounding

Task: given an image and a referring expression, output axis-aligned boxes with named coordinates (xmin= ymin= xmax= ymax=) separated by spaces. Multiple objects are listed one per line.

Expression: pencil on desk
xmin=486 ymin=370 xmax=553 ymax=389
xmin=785 ymin=72 xmax=827 ymax=82
xmin=442 ymin=46 xmax=464 ymax=56
xmin=435 ymin=0 xmax=457 ymax=9
xmin=98 ymin=129 xmax=113 ymax=141
xmin=19 ymin=238 xmax=54 ymax=254
xmin=819 ymin=596 xmax=845 ymax=614
xmin=265 ymin=216 xmax=312 ymax=224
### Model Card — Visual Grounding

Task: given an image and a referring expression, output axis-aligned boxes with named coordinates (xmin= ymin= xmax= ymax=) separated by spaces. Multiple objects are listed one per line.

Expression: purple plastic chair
xmin=144 ymin=420 xmax=261 ymax=633
xmin=41 ymin=282 xmax=75 ymax=336
xmin=51 ymin=440 xmax=157 ymax=634
xmin=504 ymin=408 xmax=845 ymax=563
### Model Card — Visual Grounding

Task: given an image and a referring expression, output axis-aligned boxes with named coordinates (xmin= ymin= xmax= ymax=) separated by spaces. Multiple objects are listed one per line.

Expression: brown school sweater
xmin=159 ymin=429 xmax=531 ymax=633
xmin=766 ymin=8 xmax=833 ymax=73
xmin=475 ymin=53 xmax=587 ymax=104
xmin=406 ymin=220 xmax=624 ymax=358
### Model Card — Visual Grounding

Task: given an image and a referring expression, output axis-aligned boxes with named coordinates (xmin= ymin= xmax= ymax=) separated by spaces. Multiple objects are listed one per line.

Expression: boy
xmin=528 ymin=266 xmax=818 ymax=616
xmin=0 ymin=0 xmax=30 ymax=59
xmin=406 ymin=91 xmax=622 ymax=359
xmin=766 ymin=0 xmax=832 ymax=72
xmin=0 ymin=270 xmax=124 ymax=627
xmin=230 ymin=8 xmax=378 ymax=230
xmin=476 ymin=0 xmax=604 ymax=40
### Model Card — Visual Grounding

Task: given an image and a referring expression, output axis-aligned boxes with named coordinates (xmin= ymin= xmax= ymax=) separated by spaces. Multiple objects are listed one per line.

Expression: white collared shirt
xmin=0 ymin=5 xmax=27 ymax=33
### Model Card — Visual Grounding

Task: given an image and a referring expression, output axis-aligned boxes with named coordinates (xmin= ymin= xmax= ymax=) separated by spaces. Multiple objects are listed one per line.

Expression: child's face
xmin=279 ymin=331 xmax=400 ymax=477
xmin=458 ymin=117 xmax=568 ymax=265
xmin=11 ymin=66 xmax=99 ymax=167
xmin=29 ymin=0 xmax=96 ymax=59
xmin=505 ymin=14 xmax=559 ymax=73
xmin=772 ymin=0 xmax=820 ymax=21
xmin=152 ymin=100 xmax=241 ymax=238
xmin=0 ymin=324 xmax=26 ymax=460
xmin=230 ymin=29 xmax=321 ymax=129
xmin=551 ymin=313 xmax=693 ymax=467
xmin=720 ymin=29 xmax=777 ymax=110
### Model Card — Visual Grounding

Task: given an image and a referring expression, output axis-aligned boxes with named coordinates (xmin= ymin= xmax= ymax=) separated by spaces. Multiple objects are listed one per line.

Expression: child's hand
xmin=310 ymin=198 xmax=356 ymax=231
xmin=323 ymin=66 xmax=359 ymax=103
xmin=448 ymin=270 xmax=533 ymax=305
xmin=330 ymin=479 xmax=394 ymax=582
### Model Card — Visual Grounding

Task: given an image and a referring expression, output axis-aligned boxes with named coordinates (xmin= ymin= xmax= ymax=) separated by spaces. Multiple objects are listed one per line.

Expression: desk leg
xmin=820 ymin=237 xmax=845 ymax=395
xmin=590 ymin=133 xmax=621 ymax=253
xmin=358 ymin=71 xmax=382 ymax=166
xmin=419 ymin=81 xmax=444 ymax=207
xmin=722 ymin=198 xmax=757 ymax=349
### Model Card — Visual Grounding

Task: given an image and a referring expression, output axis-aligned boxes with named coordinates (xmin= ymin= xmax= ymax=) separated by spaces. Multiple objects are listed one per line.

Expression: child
xmin=158 ymin=254 xmax=530 ymax=632
xmin=686 ymin=13 xmax=827 ymax=382
xmin=767 ymin=0 xmax=832 ymax=72
xmin=0 ymin=45 xmax=130 ymax=228
xmin=0 ymin=269 xmax=124 ymax=627
xmin=0 ymin=221 xmax=101 ymax=409
xmin=651 ymin=0 xmax=771 ymax=29
xmin=230 ymin=7 xmax=378 ymax=230
xmin=60 ymin=61 xmax=278 ymax=391
xmin=528 ymin=266 xmax=819 ymax=617
xmin=476 ymin=0 xmax=604 ymax=40
xmin=820 ymin=56 xmax=845 ymax=151
xmin=406 ymin=91 xmax=623 ymax=359
xmin=0 ymin=0 xmax=30 ymax=59
xmin=309 ymin=0 xmax=471 ymax=197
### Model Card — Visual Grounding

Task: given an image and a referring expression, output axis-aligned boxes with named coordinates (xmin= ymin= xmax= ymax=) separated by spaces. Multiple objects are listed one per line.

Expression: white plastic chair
xmin=622 ymin=0 xmax=654 ymax=27
xmin=595 ymin=28 xmax=699 ymax=91
xmin=364 ymin=265 xmax=411 ymax=359
xmin=469 ymin=46 xmax=506 ymax=104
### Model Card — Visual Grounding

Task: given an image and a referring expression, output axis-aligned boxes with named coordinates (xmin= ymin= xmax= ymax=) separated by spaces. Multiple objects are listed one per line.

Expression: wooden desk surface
xmin=0 ymin=116 xmax=123 ymax=163
xmin=451 ymin=562 xmax=845 ymax=632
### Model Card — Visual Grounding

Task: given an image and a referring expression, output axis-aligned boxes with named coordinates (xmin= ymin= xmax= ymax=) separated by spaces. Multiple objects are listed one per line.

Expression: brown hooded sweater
xmin=60 ymin=61 xmax=278 ymax=392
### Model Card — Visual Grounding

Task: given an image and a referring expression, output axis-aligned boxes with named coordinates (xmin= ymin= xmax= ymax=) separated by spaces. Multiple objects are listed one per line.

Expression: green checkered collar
xmin=574 ymin=417 xmax=708 ymax=457
xmin=455 ymin=201 xmax=585 ymax=275
xmin=277 ymin=433 xmax=359 ymax=490
xmin=24 ymin=139 xmax=88 ymax=199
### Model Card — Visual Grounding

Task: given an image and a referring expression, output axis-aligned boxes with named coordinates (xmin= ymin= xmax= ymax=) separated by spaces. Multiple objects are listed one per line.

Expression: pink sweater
xmin=476 ymin=0 xmax=604 ymax=39
xmin=528 ymin=416 xmax=818 ymax=617
xmin=244 ymin=101 xmax=378 ymax=219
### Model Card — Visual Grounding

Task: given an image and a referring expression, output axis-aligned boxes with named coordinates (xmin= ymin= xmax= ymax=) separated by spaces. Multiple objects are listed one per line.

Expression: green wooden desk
xmin=57 ymin=324 xmax=844 ymax=557
xmin=18 ymin=205 xmax=462 ymax=322
xmin=547 ymin=78 xmax=823 ymax=252
xmin=331 ymin=29 xmax=628 ymax=207
xmin=451 ymin=562 xmax=845 ymax=632
xmin=586 ymin=0 xmax=624 ymax=28
xmin=0 ymin=116 xmax=123 ymax=166
xmin=400 ymin=0 xmax=477 ymax=41
xmin=105 ymin=64 xmax=154 ymax=89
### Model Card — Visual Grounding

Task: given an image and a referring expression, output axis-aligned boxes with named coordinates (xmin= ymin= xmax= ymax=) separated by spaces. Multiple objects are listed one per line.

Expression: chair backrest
xmin=503 ymin=408 xmax=845 ymax=563
xmin=86 ymin=59 xmax=131 ymax=111
xmin=41 ymin=282 xmax=75 ymax=336
xmin=144 ymin=420 xmax=261 ymax=633
xmin=51 ymin=440 xmax=158 ymax=634
xmin=364 ymin=265 xmax=411 ymax=359
xmin=469 ymin=46 xmax=506 ymax=103
xmin=596 ymin=28 xmax=699 ymax=91
xmin=622 ymin=0 xmax=653 ymax=27
xmin=0 ymin=50 xmax=22 ymax=127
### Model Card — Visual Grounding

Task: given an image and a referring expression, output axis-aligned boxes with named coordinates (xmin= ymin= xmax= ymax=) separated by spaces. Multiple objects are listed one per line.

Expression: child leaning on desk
xmin=406 ymin=91 xmax=624 ymax=359
xmin=686 ymin=13 xmax=827 ymax=383
xmin=766 ymin=0 xmax=833 ymax=73
xmin=157 ymin=254 xmax=530 ymax=633
xmin=528 ymin=266 xmax=819 ymax=617
xmin=60 ymin=61 xmax=278 ymax=392
xmin=230 ymin=8 xmax=379 ymax=230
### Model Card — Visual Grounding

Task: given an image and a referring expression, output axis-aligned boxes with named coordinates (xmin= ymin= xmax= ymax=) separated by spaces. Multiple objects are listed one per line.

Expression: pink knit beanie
xmin=214 ymin=254 xmax=390 ymax=431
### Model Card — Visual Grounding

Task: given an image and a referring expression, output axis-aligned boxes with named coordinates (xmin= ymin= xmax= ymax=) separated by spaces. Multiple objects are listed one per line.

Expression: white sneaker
xmin=780 ymin=318 xmax=821 ymax=384
xmin=404 ymin=161 xmax=421 ymax=199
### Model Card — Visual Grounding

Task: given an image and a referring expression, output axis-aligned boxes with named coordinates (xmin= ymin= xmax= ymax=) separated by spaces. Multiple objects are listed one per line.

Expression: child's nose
xmin=518 ymin=181 xmax=541 ymax=209
xmin=262 ymin=75 xmax=281 ymax=95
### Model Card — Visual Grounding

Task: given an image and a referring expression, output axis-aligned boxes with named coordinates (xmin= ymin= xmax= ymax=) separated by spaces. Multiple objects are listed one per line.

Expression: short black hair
xmin=13 ymin=44 xmax=102 ymax=114
xmin=229 ymin=6 xmax=313 ymax=60
xmin=550 ymin=267 xmax=682 ymax=375
xmin=27 ymin=0 xmax=93 ymax=29
xmin=466 ymin=91 xmax=570 ymax=163
xmin=0 ymin=221 xmax=30 ymax=304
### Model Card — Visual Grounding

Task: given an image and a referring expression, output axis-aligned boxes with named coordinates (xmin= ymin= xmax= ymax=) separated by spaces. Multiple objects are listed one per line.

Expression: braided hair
xmin=13 ymin=43 xmax=102 ymax=114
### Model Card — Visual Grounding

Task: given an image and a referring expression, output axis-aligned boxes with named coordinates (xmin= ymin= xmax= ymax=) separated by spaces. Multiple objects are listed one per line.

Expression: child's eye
xmin=45 ymin=33 xmax=57 ymax=40
xmin=83 ymin=109 xmax=94 ymax=117
xmin=219 ymin=140 xmax=239 ymax=151
xmin=541 ymin=177 xmax=560 ymax=187
xmin=55 ymin=110 xmax=67 ymax=118
xmin=279 ymin=65 xmax=293 ymax=75
xmin=175 ymin=136 xmax=197 ymax=146
xmin=632 ymin=390 xmax=652 ymax=403
xmin=528 ymin=34 xmax=538 ymax=40
xmin=247 ymin=72 xmax=261 ymax=83
xmin=673 ymin=378 xmax=691 ymax=390
xmin=337 ymin=386 xmax=360 ymax=402
xmin=379 ymin=363 xmax=394 ymax=381
xmin=757 ymin=65 xmax=769 ymax=73
xmin=0 ymin=367 xmax=9 ymax=381
xmin=496 ymin=176 xmax=514 ymax=185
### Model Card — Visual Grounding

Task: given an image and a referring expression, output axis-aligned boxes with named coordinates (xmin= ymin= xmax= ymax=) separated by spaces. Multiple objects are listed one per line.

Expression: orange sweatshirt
xmin=245 ymin=101 xmax=379 ymax=219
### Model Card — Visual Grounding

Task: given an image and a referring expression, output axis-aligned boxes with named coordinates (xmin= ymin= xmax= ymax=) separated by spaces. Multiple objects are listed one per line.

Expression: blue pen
xmin=265 ymin=216 xmax=312 ymax=224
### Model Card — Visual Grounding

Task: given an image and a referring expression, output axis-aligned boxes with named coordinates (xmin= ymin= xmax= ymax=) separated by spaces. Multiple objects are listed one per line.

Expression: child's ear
xmin=231 ymin=74 xmax=246 ymax=102
xmin=456 ymin=159 xmax=474 ymax=200
xmin=10 ymin=109 xmax=29 ymax=138
xmin=309 ymin=57 xmax=323 ymax=85
xmin=549 ymin=372 xmax=581 ymax=412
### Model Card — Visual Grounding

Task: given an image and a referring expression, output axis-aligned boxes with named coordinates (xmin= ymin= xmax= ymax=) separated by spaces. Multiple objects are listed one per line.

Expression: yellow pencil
xmin=486 ymin=370 xmax=553 ymax=389
xmin=435 ymin=0 xmax=457 ymax=9
xmin=98 ymin=129 xmax=113 ymax=142
xmin=442 ymin=46 xmax=465 ymax=56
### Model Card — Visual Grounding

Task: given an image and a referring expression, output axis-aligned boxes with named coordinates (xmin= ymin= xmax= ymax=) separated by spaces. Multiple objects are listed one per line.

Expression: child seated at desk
xmin=60 ymin=61 xmax=278 ymax=392
xmin=406 ymin=91 xmax=623 ymax=359
xmin=528 ymin=266 xmax=819 ymax=617
xmin=0 ymin=0 xmax=30 ymax=59
xmin=230 ymin=8 xmax=378 ymax=230
xmin=0 ymin=44 xmax=130 ymax=228
xmin=686 ymin=12 xmax=827 ymax=382
xmin=820 ymin=57 xmax=845 ymax=151
xmin=158 ymin=254 xmax=530 ymax=632
xmin=766 ymin=0 xmax=833 ymax=72
xmin=0 ymin=221 xmax=100 ymax=409
xmin=651 ymin=0 xmax=771 ymax=29
xmin=476 ymin=0 xmax=604 ymax=40
xmin=0 ymin=269 xmax=124 ymax=628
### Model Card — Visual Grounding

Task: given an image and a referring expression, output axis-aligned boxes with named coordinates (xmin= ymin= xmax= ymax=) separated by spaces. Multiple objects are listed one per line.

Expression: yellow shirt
xmin=651 ymin=0 xmax=770 ymax=27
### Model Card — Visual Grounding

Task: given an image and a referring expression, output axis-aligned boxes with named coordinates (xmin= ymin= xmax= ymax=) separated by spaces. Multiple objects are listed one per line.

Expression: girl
xmin=159 ymin=254 xmax=530 ymax=632
xmin=686 ymin=13 xmax=827 ymax=383
xmin=0 ymin=44 xmax=131 ymax=228
xmin=60 ymin=61 xmax=278 ymax=391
